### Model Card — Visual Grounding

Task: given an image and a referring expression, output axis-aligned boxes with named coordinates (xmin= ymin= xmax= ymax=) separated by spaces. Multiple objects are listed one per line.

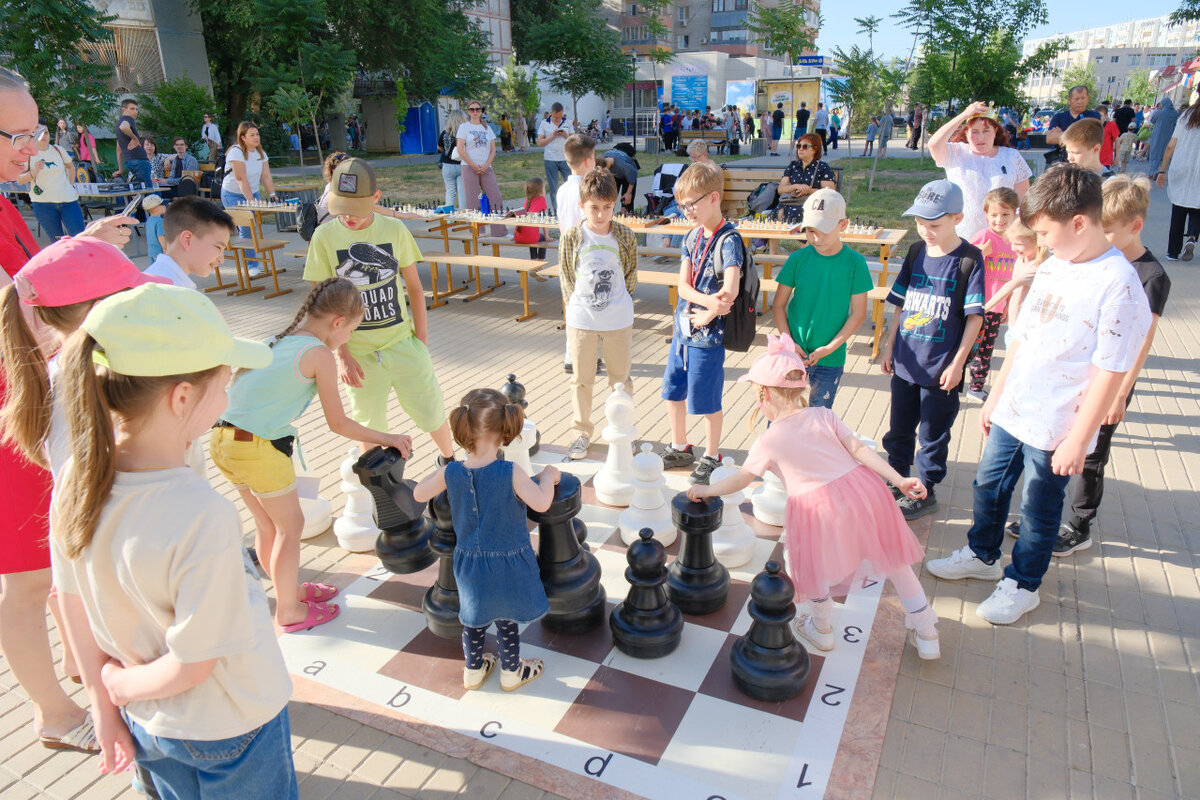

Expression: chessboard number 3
xmin=842 ymin=625 xmax=863 ymax=643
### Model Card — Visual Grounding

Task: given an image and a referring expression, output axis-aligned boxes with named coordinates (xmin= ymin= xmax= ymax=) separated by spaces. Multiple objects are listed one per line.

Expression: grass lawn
xmin=835 ymin=157 xmax=944 ymax=255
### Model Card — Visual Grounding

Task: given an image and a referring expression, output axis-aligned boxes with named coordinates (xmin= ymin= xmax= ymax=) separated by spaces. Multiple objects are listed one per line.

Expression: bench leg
xmin=428 ymin=262 xmax=449 ymax=309
xmin=515 ymin=272 xmax=536 ymax=322
xmin=228 ymin=252 xmax=264 ymax=296
xmin=205 ymin=261 xmax=240 ymax=293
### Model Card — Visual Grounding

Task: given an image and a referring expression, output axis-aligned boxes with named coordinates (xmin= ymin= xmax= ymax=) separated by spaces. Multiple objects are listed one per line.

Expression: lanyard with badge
xmin=682 ymin=220 xmax=724 ymax=336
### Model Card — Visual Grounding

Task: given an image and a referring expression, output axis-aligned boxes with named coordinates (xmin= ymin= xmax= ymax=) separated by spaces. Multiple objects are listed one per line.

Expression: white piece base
xmin=712 ymin=523 xmax=756 ymax=567
xmin=300 ymin=496 xmax=332 ymax=540
xmin=333 ymin=517 xmax=379 ymax=552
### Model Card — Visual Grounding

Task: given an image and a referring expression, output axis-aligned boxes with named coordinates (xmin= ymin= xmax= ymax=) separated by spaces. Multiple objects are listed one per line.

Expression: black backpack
xmin=298 ymin=203 xmax=318 ymax=241
xmin=684 ymin=227 xmax=759 ymax=352
xmin=746 ymin=181 xmax=778 ymax=214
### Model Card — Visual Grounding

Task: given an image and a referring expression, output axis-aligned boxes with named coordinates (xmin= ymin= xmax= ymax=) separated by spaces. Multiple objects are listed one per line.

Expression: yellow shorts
xmin=209 ymin=427 xmax=297 ymax=498
xmin=346 ymin=334 xmax=447 ymax=434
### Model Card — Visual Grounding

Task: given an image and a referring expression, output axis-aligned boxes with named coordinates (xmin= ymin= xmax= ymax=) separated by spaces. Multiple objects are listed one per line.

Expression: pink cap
xmin=737 ymin=333 xmax=808 ymax=388
xmin=14 ymin=237 xmax=169 ymax=308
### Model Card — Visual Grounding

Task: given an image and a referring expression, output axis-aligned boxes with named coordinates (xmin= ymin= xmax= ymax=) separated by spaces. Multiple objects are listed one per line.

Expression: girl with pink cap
xmin=688 ymin=333 xmax=941 ymax=660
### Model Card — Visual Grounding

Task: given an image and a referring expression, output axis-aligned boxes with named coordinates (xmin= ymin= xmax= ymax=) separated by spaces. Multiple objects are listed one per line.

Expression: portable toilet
xmin=400 ymin=102 xmax=438 ymax=154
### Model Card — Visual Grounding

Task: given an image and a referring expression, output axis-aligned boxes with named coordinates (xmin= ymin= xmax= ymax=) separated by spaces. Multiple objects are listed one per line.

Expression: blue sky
xmin=815 ymin=1 xmax=1181 ymax=63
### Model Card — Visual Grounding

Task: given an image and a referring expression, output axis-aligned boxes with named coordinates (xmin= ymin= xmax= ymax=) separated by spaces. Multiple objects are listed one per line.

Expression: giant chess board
xmin=280 ymin=446 xmax=910 ymax=800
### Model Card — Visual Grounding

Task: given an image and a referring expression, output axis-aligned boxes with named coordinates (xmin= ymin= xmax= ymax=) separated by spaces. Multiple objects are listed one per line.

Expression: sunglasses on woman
xmin=797 ymin=144 xmax=813 ymax=150
xmin=468 ymin=107 xmax=483 ymax=113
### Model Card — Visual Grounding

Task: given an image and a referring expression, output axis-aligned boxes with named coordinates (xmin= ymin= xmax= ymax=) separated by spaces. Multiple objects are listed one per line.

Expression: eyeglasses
xmin=468 ymin=107 xmax=483 ymax=112
xmin=676 ymin=194 xmax=710 ymax=215
xmin=0 ymin=124 xmax=49 ymax=151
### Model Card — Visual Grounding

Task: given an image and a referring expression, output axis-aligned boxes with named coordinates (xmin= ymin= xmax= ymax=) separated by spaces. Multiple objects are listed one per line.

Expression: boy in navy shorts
xmin=659 ymin=161 xmax=742 ymax=485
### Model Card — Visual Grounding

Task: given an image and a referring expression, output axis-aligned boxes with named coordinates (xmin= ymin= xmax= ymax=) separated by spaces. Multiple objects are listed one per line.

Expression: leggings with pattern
xmin=462 ymin=620 xmax=520 ymax=671
xmin=968 ymin=312 xmax=1004 ymax=392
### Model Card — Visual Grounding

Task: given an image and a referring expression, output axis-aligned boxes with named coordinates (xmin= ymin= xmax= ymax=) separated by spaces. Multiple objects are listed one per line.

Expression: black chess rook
xmin=610 ymin=529 xmax=683 ymax=658
xmin=667 ymin=494 xmax=729 ymax=615
xmin=730 ymin=561 xmax=810 ymax=701
xmin=422 ymin=490 xmax=463 ymax=639
xmin=357 ymin=446 xmax=437 ymax=574
xmin=528 ymin=472 xmax=606 ymax=633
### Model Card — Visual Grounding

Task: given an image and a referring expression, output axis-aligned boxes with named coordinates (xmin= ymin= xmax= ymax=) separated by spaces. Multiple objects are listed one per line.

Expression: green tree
xmin=1122 ymin=67 xmax=1158 ymax=107
xmin=1170 ymin=0 xmax=1200 ymax=23
xmin=746 ymin=1 xmax=821 ymax=67
xmin=0 ymin=0 xmax=117 ymax=125
xmin=268 ymin=85 xmax=317 ymax=171
xmin=1057 ymin=62 xmax=1098 ymax=107
xmin=522 ymin=0 xmax=633 ymax=121
xmin=853 ymin=15 xmax=882 ymax=53
xmin=136 ymin=77 xmax=217 ymax=157
xmin=511 ymin=0 xmax=558 ymax=64
xmin=488 ymin=62 xmax=541 ymax=125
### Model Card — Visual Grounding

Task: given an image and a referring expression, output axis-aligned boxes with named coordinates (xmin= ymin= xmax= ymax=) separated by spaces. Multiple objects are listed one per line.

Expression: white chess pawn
xmin=750 ymin=470 xmax=788 ymax=527
xmin=332 ymin=447 xmax=381 ymax=552
xmin=708 ymin=457 xmax=756 ymax=567
xmin=501 ymin=418 xmax=537 ymax=476
xmin=618 ymin=443 xmax=677 ymax=546
xmin=593 ymin=383 xmax=637 ymax=507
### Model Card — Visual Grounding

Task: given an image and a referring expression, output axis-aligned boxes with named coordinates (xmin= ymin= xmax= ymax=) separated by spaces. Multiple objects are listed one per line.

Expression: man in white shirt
xmin=201 ymin=113 xmax=221 ymax=161
xmin=537 ymin=102 xmax=574 ymax=212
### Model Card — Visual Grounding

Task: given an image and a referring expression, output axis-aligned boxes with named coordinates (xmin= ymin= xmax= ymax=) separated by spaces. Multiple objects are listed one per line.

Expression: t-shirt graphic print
xmin=335 ymin=242 xmax=404 ymax=331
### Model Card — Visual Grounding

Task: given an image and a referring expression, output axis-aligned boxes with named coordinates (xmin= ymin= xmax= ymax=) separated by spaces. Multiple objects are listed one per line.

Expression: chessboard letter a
xmin=303 ymin=660 xmax=326 ymax=676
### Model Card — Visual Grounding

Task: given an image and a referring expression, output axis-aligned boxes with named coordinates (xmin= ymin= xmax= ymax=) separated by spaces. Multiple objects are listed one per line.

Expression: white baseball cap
xmin=802 ymin=188 xmax=846 ymax=233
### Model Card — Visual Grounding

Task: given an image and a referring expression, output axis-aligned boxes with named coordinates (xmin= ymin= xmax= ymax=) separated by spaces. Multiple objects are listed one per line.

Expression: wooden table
xmin=422 ymin=253 xmax=547 ymax=321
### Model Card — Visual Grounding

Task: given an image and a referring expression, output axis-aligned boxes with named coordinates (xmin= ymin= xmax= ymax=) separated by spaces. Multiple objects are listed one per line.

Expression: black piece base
xmin=543 ymin=589 xmax=607 ymax=634
xmin=666 ymin=561 xmax=730 ymax=615
xmin=730 ymin=637 xmax=810 ymax=701
xmin=609 ymin=604 xmax=683 ymax=658
xmin=375 ymin=524 xmax=437 ymax=574
xmin=422 ymin=586 xmax=464 ymax=639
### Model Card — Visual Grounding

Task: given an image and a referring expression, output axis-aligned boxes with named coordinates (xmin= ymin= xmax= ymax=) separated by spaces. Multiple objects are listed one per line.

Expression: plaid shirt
xmin=558 ymin=219 xmax=638 ymax=303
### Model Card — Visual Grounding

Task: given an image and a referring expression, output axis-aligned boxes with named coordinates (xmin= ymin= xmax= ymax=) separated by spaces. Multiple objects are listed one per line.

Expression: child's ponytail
xmin=0 ymin=284 xmax=51 ymax=466
xmin=270 ymin=277 xmax=361 ymax=347
xmin=500 ymin=402 xmax=524 ymax=447
xmin=448 ymin=388 xmax=526 ymax=452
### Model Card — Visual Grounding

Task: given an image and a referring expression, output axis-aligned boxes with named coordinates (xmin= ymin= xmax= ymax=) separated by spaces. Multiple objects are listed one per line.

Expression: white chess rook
xmin=333 ymin=447 xmax=382 ymax=551
xmin=751 ymin=470 xmax=788 ymax=527
xmin=593 ymin=383 xmax=637 ymax=507
xmin=708 ymin=457 xmax=756 ymax=567
xmin=618 ymin=444 xmax=677 ymax=546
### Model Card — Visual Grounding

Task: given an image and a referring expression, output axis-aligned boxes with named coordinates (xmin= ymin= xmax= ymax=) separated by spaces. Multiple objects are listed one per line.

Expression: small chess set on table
xmin=235 ymin=199 xmax=298 ymax=210
xmin=734 ymin=217 xmax=802 ymax=233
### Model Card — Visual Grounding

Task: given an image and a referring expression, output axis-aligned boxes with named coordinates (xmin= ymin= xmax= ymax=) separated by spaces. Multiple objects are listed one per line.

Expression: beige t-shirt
xmin=55 ymin=468 xmax=291 ymax=740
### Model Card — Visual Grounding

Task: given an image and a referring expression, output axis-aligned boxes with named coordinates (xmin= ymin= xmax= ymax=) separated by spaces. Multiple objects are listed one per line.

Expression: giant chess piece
xmin=333 ymin=447 xmax=381 ymax=551
xmin=667 ymin=493 xmax=729 ymax=615
xmin=529 ymin=472 xmax=606 ymax=633
xmin=501 ymin=422 xmax=535 ymax=477
xmin=709 ymin=457 xmax=756 ymax=568
xmin=610 ymin=529 xmax=683 ymax=658
xmin=422 ymin=490 xmax=463 ymax=639
xmin=730 ymin=561 xmax=809 ymax=701
xmin=617 ymin=444 xmax=676 ymax=546
xmin=751 ymin=471 xmax=788 ymax=527
xmin=593 ymin=383 xmax=637 ymax=507
xmin=500 ymin=373 xmax=539 ymax=455
xmin=356 ymin=447 xmax=437 ymax=573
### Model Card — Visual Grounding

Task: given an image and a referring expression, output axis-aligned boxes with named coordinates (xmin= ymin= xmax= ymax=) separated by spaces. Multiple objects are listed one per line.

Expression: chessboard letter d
xmin=584 ymin=753 xmax=613 ymax=777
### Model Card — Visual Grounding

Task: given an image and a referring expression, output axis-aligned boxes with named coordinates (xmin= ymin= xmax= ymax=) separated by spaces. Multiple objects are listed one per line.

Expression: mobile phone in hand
xmin=120 ymin=195 xmax=142 ymax=217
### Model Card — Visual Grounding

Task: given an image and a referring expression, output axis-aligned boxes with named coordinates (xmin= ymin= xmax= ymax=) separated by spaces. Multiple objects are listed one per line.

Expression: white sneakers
xmin=976 ymin=578 xmax=1040 ymax=625
xmin=926 ymin=546 xmax=1003 ymax=581
xmin=568 ymin=436 xmax=590 ymax=460
xmin=904 ymin=607 xmax=941 ymax=660
xmin=793 ymin=614 xmax=835 ymax=651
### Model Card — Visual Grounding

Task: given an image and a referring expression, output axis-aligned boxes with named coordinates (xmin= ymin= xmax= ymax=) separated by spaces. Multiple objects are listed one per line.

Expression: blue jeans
xmin=965 ymin=424 xmax=1070 ymax=591
xmin=220 ymin=187 xmax=260 ymax=267
xmin=32 ymin=200 xmax=86 ymax=239
xmin=807 ymin=364 xmax=844 ymax=409
xmin=124 ymin=706 xmax=298 ymax=800
xmin=441 ymin=162 xmax=463 ymax=207
xmin=544 ymin=159 xmax=571 ymax=211
xmin=124 ymin=157 xmax=152 ymax=187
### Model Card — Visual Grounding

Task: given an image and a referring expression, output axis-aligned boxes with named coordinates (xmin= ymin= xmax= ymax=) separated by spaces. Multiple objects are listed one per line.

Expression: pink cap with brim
xmin=14 ymin=237 xmax=169 ymax=307
xmin=737 ymin=332 xmax=808 ymax=388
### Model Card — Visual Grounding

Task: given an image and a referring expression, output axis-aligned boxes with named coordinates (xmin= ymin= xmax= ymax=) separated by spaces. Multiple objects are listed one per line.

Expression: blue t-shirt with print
xmin=886 ymin=240 xmax=985 ymax=387
xmin=674 ymin=220 xmax=744 ymax=349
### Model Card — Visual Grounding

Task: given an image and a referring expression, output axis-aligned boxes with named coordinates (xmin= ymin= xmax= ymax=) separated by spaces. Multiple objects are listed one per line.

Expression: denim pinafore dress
xmin=444 ymin=460 xmax=549 ymax=628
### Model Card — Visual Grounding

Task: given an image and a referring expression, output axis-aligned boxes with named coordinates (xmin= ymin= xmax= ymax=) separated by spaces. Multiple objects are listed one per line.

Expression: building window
xmin=678 ymin=6 xmax=689 ymax=22
xmin=712 ymin=0 xmax=727 ymax=11
xmin=735 ymin=0 xmax=748 ymax=8
xmin=626 ymin=3 xmax=638 ymax=15
xmin=678 ymin=34 xmax=689 ymax=48
xmin=1111 ymin=55 xmax=1119 ymax=62
xmin=1108 ymin=76 xmax=1116 ymax=83
xmin=1128 ymin=54 xmax=1140 ymax=66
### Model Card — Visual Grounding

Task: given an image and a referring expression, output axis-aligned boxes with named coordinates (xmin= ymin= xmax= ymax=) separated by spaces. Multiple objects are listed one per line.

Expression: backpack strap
xmin=954 ymin=248 xmax=977 ymax=317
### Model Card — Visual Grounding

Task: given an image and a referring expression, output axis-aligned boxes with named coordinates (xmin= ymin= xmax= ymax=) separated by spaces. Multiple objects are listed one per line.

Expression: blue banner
xmin=794 ymin=56 xmax=824 ymax=66
xmin=671 ymin=75 xmax=708 ymax=111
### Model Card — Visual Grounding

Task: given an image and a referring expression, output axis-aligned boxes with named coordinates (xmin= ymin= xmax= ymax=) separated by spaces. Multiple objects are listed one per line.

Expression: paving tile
xmin=1090 ymin=724 xmax=1133 ymax=783
xmin=937 ymin=735 xmax=983 ymax=794
xmin=898 ymin=722 xmax=944 ymax=784
xmin=981 ymin=744 xmax=1024 ymax=799
xmin=946 ymin=690 xmax=989 ymax=742
xmin=908 ymin=680 xmax=952 ymax=732
xmin=1026 ymin=756 xmax=1069 ymax=799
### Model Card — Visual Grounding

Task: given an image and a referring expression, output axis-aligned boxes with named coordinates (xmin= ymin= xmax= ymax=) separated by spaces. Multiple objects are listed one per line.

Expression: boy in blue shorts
xmin=303 ymin=158 xmax=455 ymax=462
xmin=659 ymin=160 xmax=742 ymax=485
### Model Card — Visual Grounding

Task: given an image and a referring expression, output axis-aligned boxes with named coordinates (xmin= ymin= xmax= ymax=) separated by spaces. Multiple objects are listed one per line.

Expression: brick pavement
xmin=1 ymin=153 xmax=1196 ymax=798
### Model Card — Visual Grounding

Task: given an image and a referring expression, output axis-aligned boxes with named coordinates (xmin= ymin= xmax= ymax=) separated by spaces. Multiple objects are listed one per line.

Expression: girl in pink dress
xmin=689 ymin=333 xmax=941 ymax=659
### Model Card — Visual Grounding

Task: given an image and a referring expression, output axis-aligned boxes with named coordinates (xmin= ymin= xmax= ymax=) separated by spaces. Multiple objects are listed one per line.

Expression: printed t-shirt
xmin=455 ymin=122 xmax=495 ymax=167
xmin=993 ymin=248 xmax=1151 ymax=451
xmin=54 ymin=468 xmax=291 ymax=740
xmin=938 ymin=142 xmax=1031 ymax=239
xmin=674 ymin=220 xmax=744 ymax=349
xmin=221 ymin=146 xmax=268 ymax=195
xmin=557 ymin=175 xmax=583 ymax=233
xmin=115 ymin=114 xmax=147 ymax=161
xmin=566 ymin=224 xmax=633 ymax=331
xmin=304 ymin=215 xmax=421 ymax=352
xmin=775 ymin=243 xmax=872 ymax=368
xmin=29 ymin=146 xmax=78 ymax=203
xmin=886 ymin=240 xmax=985 ymax=386
xmin=538 ymin=117 xmax=573 ymax=161
xmin=971 ymin=228 xmax=1016 ymax=312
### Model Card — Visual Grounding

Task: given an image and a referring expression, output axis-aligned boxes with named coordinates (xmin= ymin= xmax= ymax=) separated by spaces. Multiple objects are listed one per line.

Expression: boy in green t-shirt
xmin=771 ymin=188 xmax=872 ymax=408
xmin=303 ymin=158 xmax=454 ymax=461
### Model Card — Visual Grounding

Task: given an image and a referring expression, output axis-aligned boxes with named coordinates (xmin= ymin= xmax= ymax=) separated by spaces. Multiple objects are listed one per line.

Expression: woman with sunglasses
xmin=456 ymin=102 xmax=506 ymax=236
xmin=777 ymin=133 xmax=837 ymax=224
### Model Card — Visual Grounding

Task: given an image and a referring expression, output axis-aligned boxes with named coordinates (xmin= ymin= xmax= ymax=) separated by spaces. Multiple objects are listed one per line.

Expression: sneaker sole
xmin=793 ymin=623 xmax=835 ymax=652
xmin=901 ymin=500 xmax=939 ymax=521
xmin=1052 ymin=536 xmax=1093 ymax=557
xmin=568 ymin=449 xmax=588 ymax=460
xmin=976 ymin=591 xmax=1040 ymax=625
xmin=926 ymin=560 xmax=1003 ymax=582
xmin=1183 ymin=241 xmax=1195 ymax=262
xmin=1005 ymin=525 xmax=1020 ymax=540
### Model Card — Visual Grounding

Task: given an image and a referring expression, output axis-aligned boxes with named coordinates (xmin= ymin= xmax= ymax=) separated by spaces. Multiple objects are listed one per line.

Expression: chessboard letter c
xmin=584 ymin=753 xmax=613 ymax=777
xmin=480 ymin=721 xmax=501 ymax=739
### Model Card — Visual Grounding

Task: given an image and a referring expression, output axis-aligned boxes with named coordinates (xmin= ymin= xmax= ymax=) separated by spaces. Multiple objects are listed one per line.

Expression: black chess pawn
xmin=358 ymin=447 xmax=437 ymax=573
xmin=422 ymin=490 xmax=463 ymax=639
xmin=610 ymin=529 xmax=683 ymax=658
xmin=499 ymin=373 xmax=527 ymax=408
xmin=528 ymin=472 xmax=606 ymax=633
xmin=667 ymin=493 xmax=729 ymax=615
xmin=730 ymin=561 xmax=809 ymax=701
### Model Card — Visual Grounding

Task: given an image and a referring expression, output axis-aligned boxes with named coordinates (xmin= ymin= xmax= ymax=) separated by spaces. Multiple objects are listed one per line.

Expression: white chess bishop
xmin=617 ymin=443 xmax=676 ymax=546
xmin=593 ymin=383 xmax=637 ymax=507
xmin=751 ymin=470 xmax=788 ymax=527
xmin=332 ymin=447 xmax=381 ymax=551
xmin=708 ymin=457 xmax=756 ymax=567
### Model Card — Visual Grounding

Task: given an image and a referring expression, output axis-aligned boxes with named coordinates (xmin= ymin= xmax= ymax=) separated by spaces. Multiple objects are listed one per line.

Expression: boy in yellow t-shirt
xmin=304 ymin=158 xmax=454 ymax=461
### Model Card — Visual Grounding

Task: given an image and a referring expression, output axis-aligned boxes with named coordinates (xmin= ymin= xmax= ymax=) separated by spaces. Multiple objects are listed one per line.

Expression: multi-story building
xmin=1022 ymin=15 xmax=1200 ymax=107
xmin=464 ymin=0 xmax=514 ymax=67
xmin=605 ymin=0 xmax=819 ymax=59
xmin=83 ymin=0 xmax=213 ymax=95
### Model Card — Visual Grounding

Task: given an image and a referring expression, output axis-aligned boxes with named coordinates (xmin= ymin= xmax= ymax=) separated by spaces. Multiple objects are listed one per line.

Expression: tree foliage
xmin=1056 ymin=62 xmax=1098 ymax=107
xmin=137 ymin=77 xmax=217 ymax=157
xmin=1122 ymin=68 xmax=1158 ymax=107
xmin=746 ymin=1 xmax=821 ymax=66
xmin=268 ymin=84 xmax=316 ymax=170
xmin=0 ymin=0 xmax=117 ymax=125
xmin=1170 ymin=0 xmax=1200 ymax=23
xmin=488 ymin=62 xmax=541 ymax=123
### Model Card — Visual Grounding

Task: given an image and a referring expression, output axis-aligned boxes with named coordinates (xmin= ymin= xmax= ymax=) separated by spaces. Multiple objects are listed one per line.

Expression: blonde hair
xmin=983 ymin=187 xmax=1020 ymax=213
xmin=563 ymin=134 xmax=595 ymax=169
xmin=1061 ymin=117 xmax=1103 ymax=149
xmin=748 ymin=372 xmax=809 ymax=429
xmin=686 ymin=139 xmax=708 ymax=158
xmin=234 ymin=121 xmax=264 ymax=158
xmin=0 ymin=286 xmax=100 ymax=467
xmin=445 ymin=109 xmax=467 ymax=137
xmin=1004 ymin=218 xmax=1048 ymax=263
xmin=54 ymin=329 xmax=222 ymax=558
xmin=322 ymin=151 xmax=348 ymax=182
xmin=448 ymin=388 xmax=524 ymax=454
xmin=270 ymin=277 xmax=362 ymax=348
xmin=1101 ymin=173 xmax=1151 ymax=225
xmin=674 ymin=160 xmax=723 ymax=202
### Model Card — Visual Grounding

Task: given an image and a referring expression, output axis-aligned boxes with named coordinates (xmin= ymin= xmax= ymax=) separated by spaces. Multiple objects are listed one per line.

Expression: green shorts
xmin=346 ymin=334 xmax=446 ymax=434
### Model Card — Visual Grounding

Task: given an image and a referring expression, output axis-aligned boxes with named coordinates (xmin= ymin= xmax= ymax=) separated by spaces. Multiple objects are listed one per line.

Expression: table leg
xmin=515 ymin=272 xmax=537 ymax=322
xmin=428 ymin=261 xmax=449 ymax=309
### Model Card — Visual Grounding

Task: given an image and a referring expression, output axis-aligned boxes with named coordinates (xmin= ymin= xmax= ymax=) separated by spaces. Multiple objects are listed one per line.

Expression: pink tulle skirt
xmin=783 ymin=465 xmax=925 ymax=601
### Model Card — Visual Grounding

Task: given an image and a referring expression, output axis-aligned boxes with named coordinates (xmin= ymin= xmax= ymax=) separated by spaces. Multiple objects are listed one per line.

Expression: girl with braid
xmin=211 ymin=277 xmax=411 ymax=632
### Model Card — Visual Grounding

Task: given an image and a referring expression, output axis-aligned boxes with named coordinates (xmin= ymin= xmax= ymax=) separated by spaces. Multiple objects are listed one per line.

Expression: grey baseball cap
xmin=902 ymin=179 xmax=964 ymax=220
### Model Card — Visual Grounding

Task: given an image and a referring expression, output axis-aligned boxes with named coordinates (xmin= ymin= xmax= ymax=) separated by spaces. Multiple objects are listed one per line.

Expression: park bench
xmin=421 ymin=252 xmax=547 ymax=321
xmin=677 ymin=129 xmax=729 ymax=155
xmin=720 ymin=166 xmax=844 ymax=219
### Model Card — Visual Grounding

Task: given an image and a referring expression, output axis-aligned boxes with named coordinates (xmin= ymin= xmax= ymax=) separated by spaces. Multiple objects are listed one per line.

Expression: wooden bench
xmin=720 ymin=166 xmax=844 ymax=218
xmin=421 ymin=252 xmax=547 ymax=321
xmin=677 ymin=129 xmax=729 ymax=155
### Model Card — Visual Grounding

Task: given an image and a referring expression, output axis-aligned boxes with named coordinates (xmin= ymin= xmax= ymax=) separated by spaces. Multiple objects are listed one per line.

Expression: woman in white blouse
xmin=221 ymin=122 xmax=278 ymax=276
xmin=929 ymin=101 xmax=1031 ymax=239
xmin=456 ymin=100 xmax=506 ymax=236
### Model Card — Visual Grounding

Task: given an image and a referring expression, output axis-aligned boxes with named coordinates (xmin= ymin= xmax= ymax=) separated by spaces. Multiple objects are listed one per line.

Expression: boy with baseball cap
xmin=880 ymin=179 xmax=985 ymax=519
xmin=303 ymin=158 xmax=455 ymax=462
xmin=142 ymin=194 xmax=166 ymax=263
xmin=771 ymin=188 xmax=872 ymax=409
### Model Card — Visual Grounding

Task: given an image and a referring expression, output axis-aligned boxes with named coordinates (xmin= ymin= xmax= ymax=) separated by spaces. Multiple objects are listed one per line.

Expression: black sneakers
xmin=689 ymin=455 xmax=721 ymax=485
xmin=899 ymin=489 xmax=938 ymax=520
xmin=659 ymin=444 xmax=695 ymax=469
xmin=1005 ymin=520 xmax=1021 ymax=539
xmin=1053 ymin=520 xmax=1092 ymax=557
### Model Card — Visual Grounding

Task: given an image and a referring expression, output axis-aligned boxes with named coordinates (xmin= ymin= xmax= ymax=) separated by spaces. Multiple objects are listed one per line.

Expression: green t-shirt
xmin=303 ymin=214 xmax=422 ymax=353
xmin=775 ymin=243 xmax=873 ymax=368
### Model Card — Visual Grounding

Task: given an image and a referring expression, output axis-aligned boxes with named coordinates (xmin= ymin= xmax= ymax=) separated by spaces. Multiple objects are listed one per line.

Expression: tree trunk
xmin=310 ymin=110 xmax=324 ymax=169
xmin=293 ymin=117 xmax=305 ymax=173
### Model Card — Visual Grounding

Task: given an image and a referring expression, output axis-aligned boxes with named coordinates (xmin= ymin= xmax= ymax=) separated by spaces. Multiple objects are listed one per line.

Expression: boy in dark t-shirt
xmin=881 ymin=180 xmax=985 ymax=519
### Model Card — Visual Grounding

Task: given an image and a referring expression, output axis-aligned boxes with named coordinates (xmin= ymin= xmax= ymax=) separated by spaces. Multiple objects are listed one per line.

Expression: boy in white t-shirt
xmin=927 ymin=164 xmax=1151 ymax=625
xmin=558 ymin=134 xmax=597 ymax=372
xmin=558 ymin=168 xmax=637 ymax=459
xmin=145 ymin=197 xmax=236 ymax=290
